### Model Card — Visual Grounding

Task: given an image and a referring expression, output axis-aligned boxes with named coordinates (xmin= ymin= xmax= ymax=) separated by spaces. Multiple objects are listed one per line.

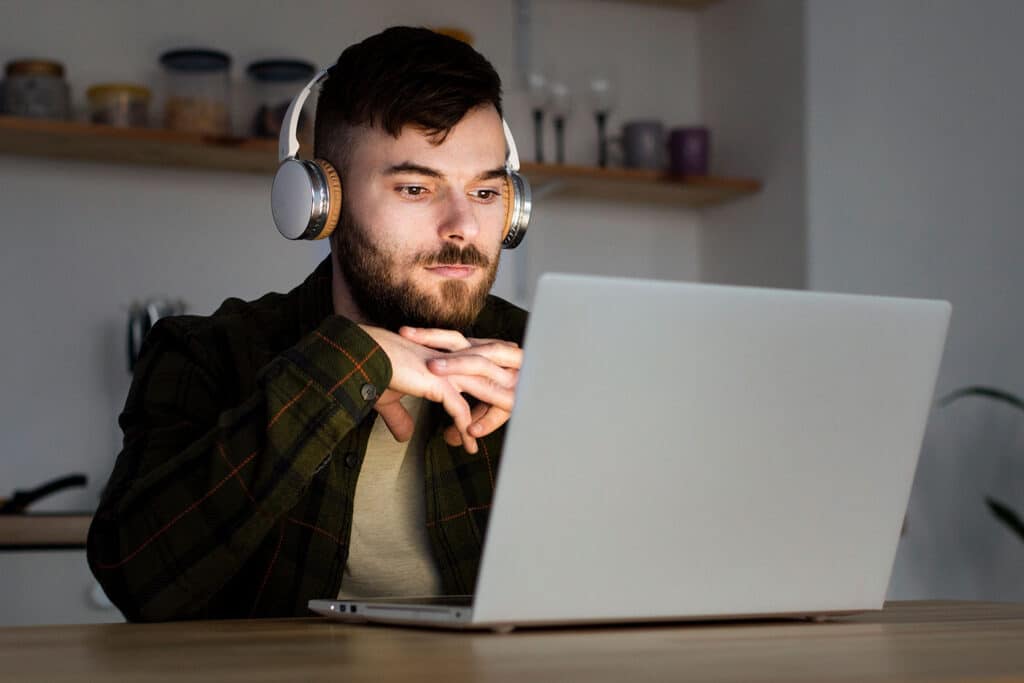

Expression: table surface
xmin=2 ymin=601 xmax=1023 ymax=682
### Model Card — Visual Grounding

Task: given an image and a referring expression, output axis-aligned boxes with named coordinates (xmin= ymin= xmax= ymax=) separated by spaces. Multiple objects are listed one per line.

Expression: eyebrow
xmin=383 ymin=162 xmax=508 ymax=181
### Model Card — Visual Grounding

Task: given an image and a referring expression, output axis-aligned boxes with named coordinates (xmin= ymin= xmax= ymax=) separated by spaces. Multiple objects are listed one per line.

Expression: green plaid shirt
xmin=87 ymin=257 xmax=528 ymax=621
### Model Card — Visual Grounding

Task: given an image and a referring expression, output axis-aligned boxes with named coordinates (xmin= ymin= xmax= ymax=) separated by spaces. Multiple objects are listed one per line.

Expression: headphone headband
xmin=279 ymin=68 xmax=521 ymax=171
xmin=502 ymin=119 xmax=521 ymax=172
xmin=279 ymin=68 xmax=330 ymax=161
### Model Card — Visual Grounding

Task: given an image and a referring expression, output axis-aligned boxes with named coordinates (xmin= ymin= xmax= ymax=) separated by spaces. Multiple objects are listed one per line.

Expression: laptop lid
xmin=470 ymin=273 xmax=950 ymax=625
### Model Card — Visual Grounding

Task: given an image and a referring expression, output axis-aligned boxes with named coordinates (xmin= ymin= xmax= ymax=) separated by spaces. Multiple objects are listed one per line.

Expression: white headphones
xmin=271 ymin=68 xmax=531 ymax=249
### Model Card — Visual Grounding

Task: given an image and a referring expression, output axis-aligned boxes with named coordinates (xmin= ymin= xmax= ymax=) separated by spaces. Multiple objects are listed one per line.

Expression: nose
xmin=437 ymin=191 xmax=480 ymax=243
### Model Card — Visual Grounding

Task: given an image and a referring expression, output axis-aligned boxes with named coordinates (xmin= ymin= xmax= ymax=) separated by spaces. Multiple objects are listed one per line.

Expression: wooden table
xmin=1 ymin=601 xmax=1022 ymax=682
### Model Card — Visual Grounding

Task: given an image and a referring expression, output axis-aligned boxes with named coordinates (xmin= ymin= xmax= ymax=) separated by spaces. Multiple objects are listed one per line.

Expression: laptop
xmin=309 ymin=273 xmax=951 ymax=631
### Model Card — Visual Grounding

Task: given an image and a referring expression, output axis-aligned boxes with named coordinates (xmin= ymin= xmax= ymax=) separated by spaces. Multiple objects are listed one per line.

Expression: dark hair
xmin=314 ymin=26 xmax=503 ymax=171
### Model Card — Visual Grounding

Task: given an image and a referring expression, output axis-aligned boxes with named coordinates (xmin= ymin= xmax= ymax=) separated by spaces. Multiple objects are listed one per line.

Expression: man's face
xmin=332 ymin=105 xmax=507 ymax=332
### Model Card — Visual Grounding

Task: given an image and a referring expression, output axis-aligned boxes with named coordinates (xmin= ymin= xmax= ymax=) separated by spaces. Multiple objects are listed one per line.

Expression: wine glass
xmin=549 ymin=79 xmax=572 ymax=165
xmin=588 ymin=75 xmax=616 ymax=168
xmin=526 ymin=71 xmax=549 ymax=164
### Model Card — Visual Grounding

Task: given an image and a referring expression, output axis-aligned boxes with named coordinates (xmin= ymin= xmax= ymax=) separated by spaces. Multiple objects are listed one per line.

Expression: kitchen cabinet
xmin=0 ymin=514 xmax=120 ymax=626
xmin=0 ymin=551 xmax=122 ymax=627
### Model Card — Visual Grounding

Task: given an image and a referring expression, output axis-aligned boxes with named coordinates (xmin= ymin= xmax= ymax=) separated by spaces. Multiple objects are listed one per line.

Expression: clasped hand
xmin=358 ymin=324 xmax=522 ymax=454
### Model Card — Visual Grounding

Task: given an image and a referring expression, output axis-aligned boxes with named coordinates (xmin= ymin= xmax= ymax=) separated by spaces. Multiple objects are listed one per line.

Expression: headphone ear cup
xmin=271 ymin=158 xmax=343 ymax=241
xmin=502 ymin=174 xmax=514 ymax=243
xmin=312 ymin=158 xmax=343 ymax=240
xmin=501 ymin=170 xmax=531 ymax=250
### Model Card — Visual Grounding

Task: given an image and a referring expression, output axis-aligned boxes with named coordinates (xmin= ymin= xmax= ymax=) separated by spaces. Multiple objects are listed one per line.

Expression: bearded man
xmin=88 ymin=26 xmax=527 ymax=622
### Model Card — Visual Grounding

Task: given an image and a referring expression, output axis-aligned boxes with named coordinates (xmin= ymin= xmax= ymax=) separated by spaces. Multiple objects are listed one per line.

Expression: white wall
xmin=807 ymin=0 xmax=1024 ymax=600
xmin=0 ymin=0 xmax=706 ymax=514
xmin=699 ymin=0 xmax=807 ymax=288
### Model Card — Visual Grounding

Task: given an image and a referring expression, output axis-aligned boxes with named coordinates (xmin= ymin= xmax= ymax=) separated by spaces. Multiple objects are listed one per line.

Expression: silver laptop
xmin=310 ymin=273 xmax=951 ymax=631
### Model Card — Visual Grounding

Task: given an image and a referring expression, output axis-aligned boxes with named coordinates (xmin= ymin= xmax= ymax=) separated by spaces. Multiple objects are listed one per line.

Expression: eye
xmin=472 ymin=189 xmax=502 ymax=201
xmin=397 ymin=185 xmax=429 ymax=198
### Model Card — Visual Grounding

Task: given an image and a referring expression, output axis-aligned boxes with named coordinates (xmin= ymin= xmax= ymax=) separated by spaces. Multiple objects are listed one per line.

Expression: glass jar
xmin=159 ymin=48 xmax=231 ymax=135
xmin=3 ymin=59 xmax=70 ymax=120
xmin=431 ymin=27 xmax=474 ymax=45
xmin=87 ymin=83 xmax=151 ymax=128
xmin=246 ymin=59 xmax=316 ymax=141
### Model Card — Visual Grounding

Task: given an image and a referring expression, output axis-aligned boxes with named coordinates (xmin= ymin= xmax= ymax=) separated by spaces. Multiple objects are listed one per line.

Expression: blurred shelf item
xmin=0 ymin=115 xmax=760 ymax=207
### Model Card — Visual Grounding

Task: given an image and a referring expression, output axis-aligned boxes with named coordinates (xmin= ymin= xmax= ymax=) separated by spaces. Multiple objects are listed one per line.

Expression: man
xmin=87 ymin=27 xmax=528 ymax=621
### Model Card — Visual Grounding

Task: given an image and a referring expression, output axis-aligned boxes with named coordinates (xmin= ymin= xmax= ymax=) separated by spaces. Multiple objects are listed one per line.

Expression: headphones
xmin=271 ymin=68 xmax=531 ymax=249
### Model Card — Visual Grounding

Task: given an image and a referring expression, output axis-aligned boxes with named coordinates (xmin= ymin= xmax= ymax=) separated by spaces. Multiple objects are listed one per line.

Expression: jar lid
xmin=6 ymin=59 xmax=65 ymax=78
xmin=159 ymin=48 xmax=231 ymax=72
xmin=246 ymin=59 xmax=317 ymax=83
xmin=87 ymin=83 xmax=152 ymax=102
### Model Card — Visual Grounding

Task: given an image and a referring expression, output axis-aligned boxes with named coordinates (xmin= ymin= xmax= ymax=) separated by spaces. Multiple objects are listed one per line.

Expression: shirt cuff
xmin=262 ymin=315 xmax=392 ymax=461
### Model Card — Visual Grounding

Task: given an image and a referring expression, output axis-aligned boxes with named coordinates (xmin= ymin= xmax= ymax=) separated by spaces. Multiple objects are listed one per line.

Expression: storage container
xmin=246 ymin=59 xmax=316 ymax=140
xmin=159 ymin=48 xmax=231 ymax=134
xmin=3 ymin=59 xmax=70 ymax=120
xmin=86 ymin=83 xmax=150 ymax=127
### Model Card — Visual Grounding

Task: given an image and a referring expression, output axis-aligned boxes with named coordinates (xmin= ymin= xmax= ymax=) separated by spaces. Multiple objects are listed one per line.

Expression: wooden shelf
xmin=0 ymin=115 xmax=760 ymax=207
xmin=610 ymin=0 xmax=720 ymax=9
xmin=522 ymin=162 xmax=760 ymax=207
xmin=0 ymin=115 xmax=276 ymax=173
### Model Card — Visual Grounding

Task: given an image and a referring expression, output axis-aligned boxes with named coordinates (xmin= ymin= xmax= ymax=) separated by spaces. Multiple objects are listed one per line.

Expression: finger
xmin=427 ymin=355 xmax=518 ymax=388
xmin=436 ymin=343 xmax=523 ymax=370
xmin=466 ymin=343 xmax=522 ymax=369
xmin=446 ymin=374 xmax=515 ymax=412
xmin=444 ymin=403 xmax=488 ymax=447
xmin=468 ymin=404 xmax=512 ymax=439
xmin=444 ymin=428 xmax=462 ymax=448
xmin=445 ymin=386 xmax=477 ymax=454
xmin=398 ymin=327 xmax=471 ymax=352
xmin=446 ymin=403 xmax=512 ymax=442
xmin=467 ymin=337 xmax=519 ymax=349
xmin=375 ymin=401 xmax=414 ymax=442
xmin=424 ymin=377 xmax=476 ymax=454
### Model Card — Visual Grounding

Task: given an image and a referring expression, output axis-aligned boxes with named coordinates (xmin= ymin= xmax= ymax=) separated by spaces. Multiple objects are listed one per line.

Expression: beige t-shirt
xmin=337 ymin=395 xmax=444 ymax=599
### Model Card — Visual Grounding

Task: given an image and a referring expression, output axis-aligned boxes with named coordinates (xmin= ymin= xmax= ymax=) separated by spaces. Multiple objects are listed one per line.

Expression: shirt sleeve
xmin=87 ymin=314 xmax=391 ymax=621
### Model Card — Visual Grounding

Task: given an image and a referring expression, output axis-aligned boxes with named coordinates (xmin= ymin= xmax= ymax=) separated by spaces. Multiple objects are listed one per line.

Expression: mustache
xmin=417 ymin=242 xmax=491 ymax=268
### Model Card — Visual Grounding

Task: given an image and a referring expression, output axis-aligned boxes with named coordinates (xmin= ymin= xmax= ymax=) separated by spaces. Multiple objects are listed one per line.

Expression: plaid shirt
xmin=87 ymin=257 xmax=528 ymax=621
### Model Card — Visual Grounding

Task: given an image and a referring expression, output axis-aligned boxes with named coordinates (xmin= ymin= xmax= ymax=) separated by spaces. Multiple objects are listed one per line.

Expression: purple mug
xmin=668 ymin=127 xmax=710 ymax=177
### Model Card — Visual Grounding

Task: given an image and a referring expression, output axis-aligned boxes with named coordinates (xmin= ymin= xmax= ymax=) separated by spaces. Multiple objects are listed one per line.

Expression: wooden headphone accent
xmin=314 ymin=158 xmax=343 ymax=240
xmin=501 ymin=174 xmax=514 ymax=241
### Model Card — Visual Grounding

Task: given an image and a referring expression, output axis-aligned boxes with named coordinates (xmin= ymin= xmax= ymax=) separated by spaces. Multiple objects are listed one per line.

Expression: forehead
xmin=351 ymin=105 xmax=506 ymax=172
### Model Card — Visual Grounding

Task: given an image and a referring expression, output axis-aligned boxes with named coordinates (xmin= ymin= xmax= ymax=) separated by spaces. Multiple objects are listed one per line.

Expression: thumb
xmin=375 ymin=400 xmax=415 ymax=442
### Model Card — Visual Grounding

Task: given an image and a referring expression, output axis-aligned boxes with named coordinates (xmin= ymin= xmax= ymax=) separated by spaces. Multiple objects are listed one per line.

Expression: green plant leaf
xmin=986 ymin=497 xmax=1024 ymax=543
xmin=938 ymin=386 xmax=1024 ymax=412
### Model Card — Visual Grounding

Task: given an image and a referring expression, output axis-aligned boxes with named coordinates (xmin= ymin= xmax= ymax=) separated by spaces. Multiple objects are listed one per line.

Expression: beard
xmin=331 ymin=205 xmax=500 ymax=332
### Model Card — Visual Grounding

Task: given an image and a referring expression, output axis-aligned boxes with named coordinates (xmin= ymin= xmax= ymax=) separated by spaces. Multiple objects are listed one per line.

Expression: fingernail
xmin=431 ymin=358 xmax=446 ymax=368
xmin=470 ymin=424 xmax=483 ymax=436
